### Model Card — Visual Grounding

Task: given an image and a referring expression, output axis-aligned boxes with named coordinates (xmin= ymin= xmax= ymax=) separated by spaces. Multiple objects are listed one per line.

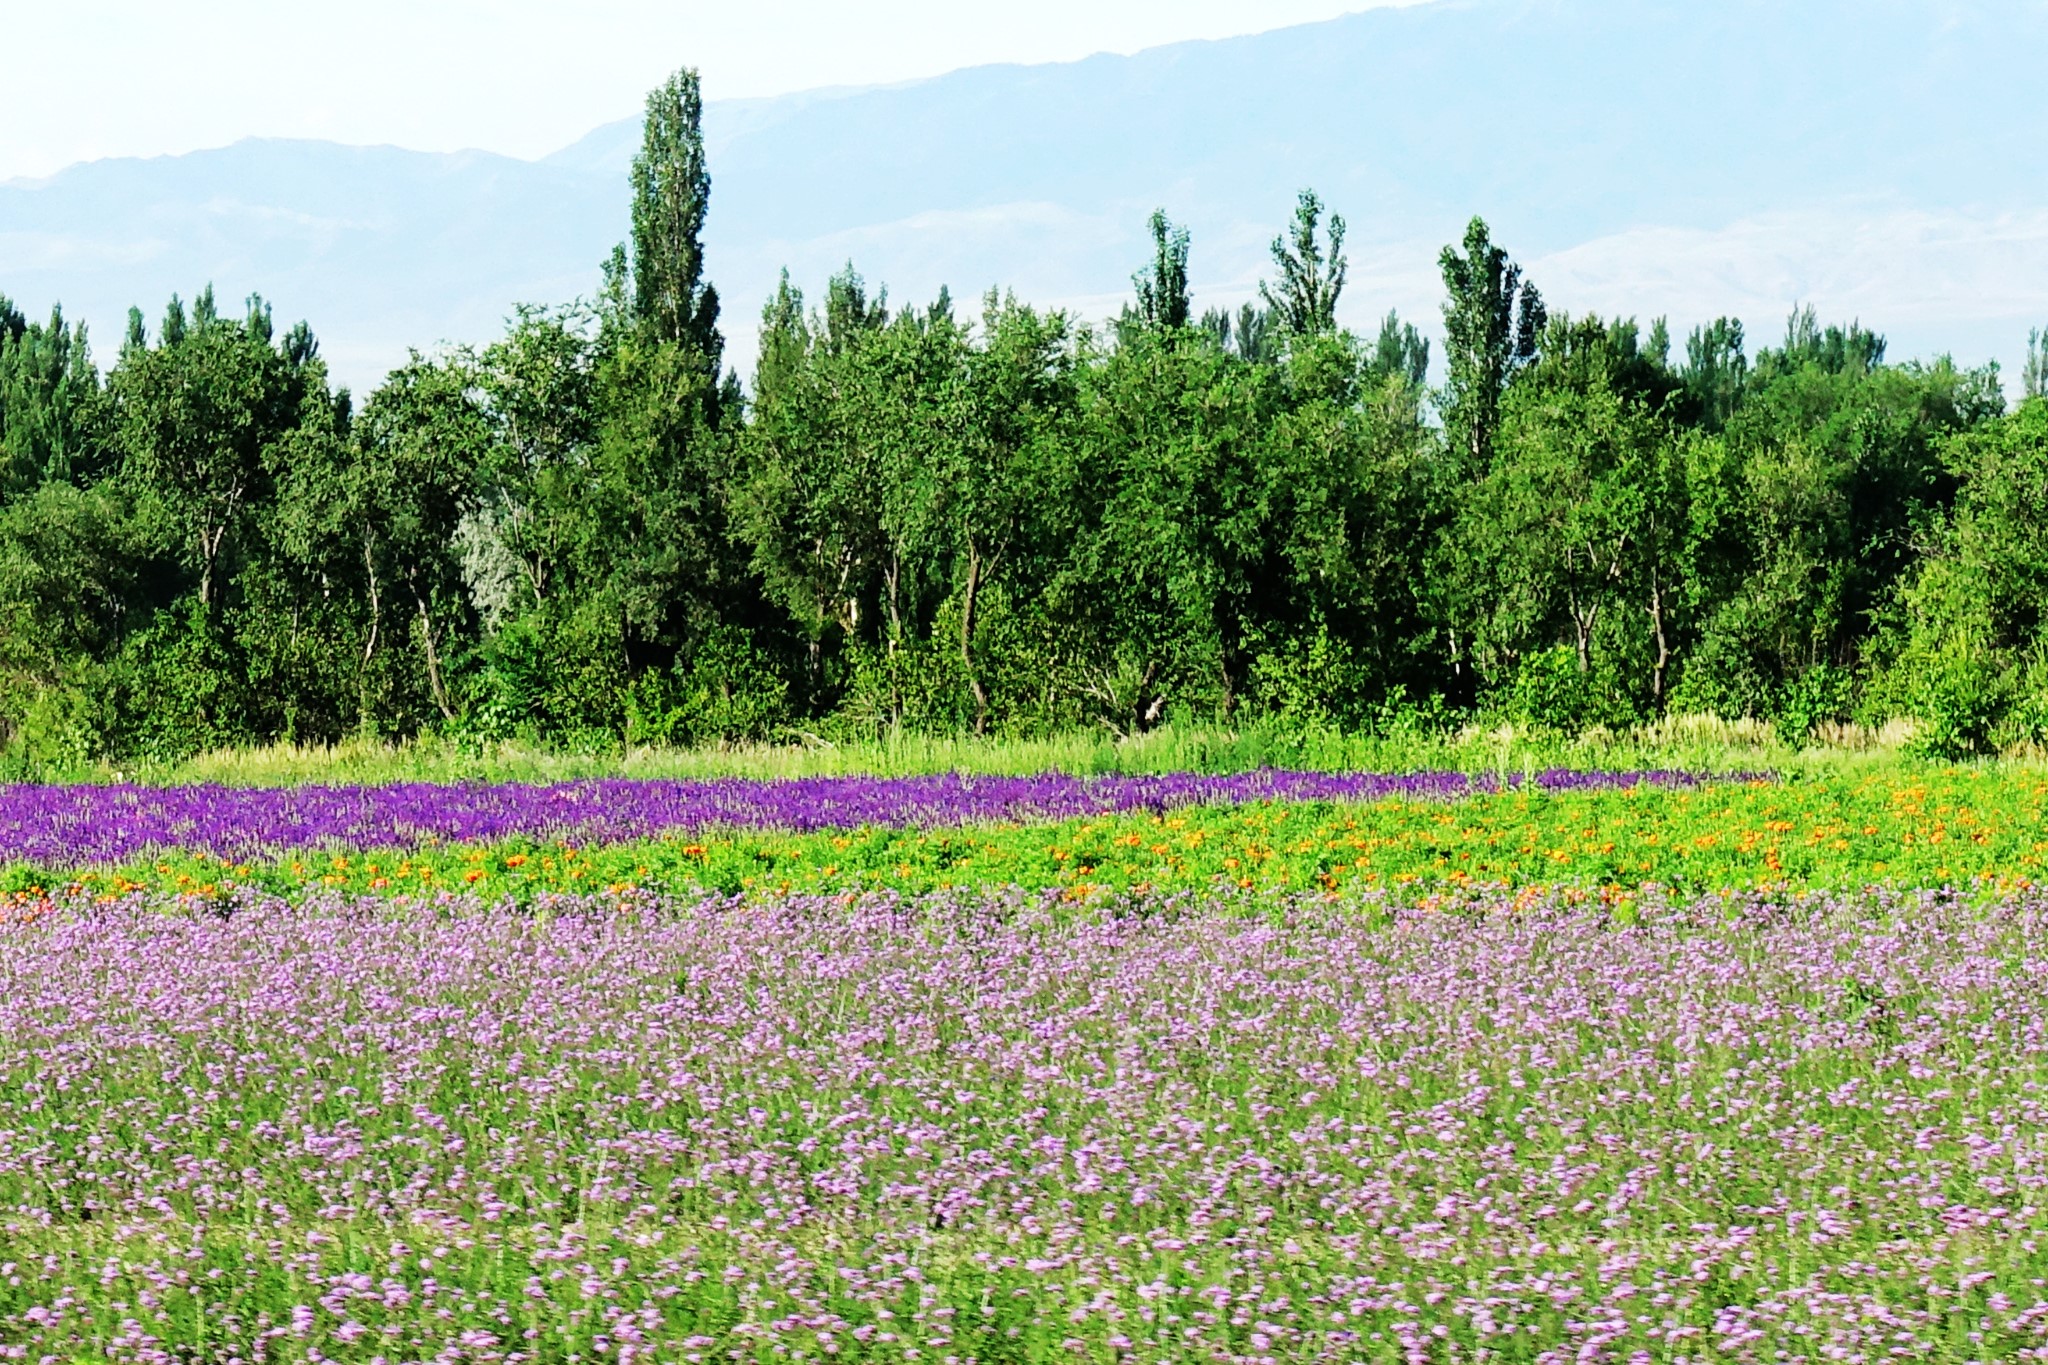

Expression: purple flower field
xmin=1 ymin=885 xmax=2043 ymax=1360
xmin=0 ymin=767 xmax=1727 ymax=863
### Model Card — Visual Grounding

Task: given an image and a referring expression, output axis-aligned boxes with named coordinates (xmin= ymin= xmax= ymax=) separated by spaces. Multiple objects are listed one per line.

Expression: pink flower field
xmin=0 ymin=885 xmax=2043 ymax=1361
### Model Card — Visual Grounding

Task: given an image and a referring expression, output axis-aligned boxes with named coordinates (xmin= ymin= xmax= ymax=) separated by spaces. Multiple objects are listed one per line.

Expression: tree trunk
xmin=410 ymin=581 xmax=456 ymax=722
xmin=361 ymin=539 xmax=382 ymax=667
xmin=1647 ymin=576 xmax=1670 ymax=707
xmin=360 ymin=537 xmax=383 ymax=728
xmin=1136 ymin=659 xmax=1164 ymax=733
xmin=198 ymin=523 xmax=226 ymax=611
xmin=961 ymin=540 xmax=990 ymax=735
xmin=1217 ymin=610 xmax=1241 ymax=720
xmin=196 ymin=483 xmax=247 ymax=612
xmin=884 ymin=552 xmax=904 ymax=654
xmin=1571 ymin=596 xmax=1598 ymax=675
xmin=883 ymin=552 xmax=905 ymax=728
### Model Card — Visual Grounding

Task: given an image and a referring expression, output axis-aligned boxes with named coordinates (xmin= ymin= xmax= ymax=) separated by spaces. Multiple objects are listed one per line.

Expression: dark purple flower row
xmin=0 ymin=767 xmax=1743 ymax=864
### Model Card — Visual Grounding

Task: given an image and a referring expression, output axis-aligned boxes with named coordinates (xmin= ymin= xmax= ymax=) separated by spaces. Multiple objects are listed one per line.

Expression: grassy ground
xmin=103 ymin=715 xmax=1925 ymax=788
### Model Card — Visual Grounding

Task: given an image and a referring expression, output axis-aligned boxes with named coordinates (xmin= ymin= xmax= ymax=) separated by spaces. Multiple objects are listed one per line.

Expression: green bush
xmin=625 ymin=627 xmax=790 ymax=747
xmin=1667 ymin=625 xmax=1776 ymax=722
xmin=1248 ymin=617 xmax=1366 ymax=729
xmin=1775 ymin=663 xmax=1856 ymax=746
xmin=830 ymin=638 xmax=972 ymax=738
xmin=1500 ymin=646 xmax=1640 ymax=734
xmin=1903 ymin=640 xmax=2004 ymax=760
xmin=0 ymin=677 xmax=103 ymax=779
xmin=460 ymin=611 xmax=628 ymax=748
xmin=103 ymin=603 xmax=250 ymax=761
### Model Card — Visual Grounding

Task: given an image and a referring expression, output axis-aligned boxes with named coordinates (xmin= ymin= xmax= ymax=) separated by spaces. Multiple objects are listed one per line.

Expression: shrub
xmin=1903 ymin=640 xmax=2004 ymax=760
xmin=1775 ymin=663 xmax=1856 ymax=747
xmin=1499 ymin=646 xmax=1640 ymax=734
xmin=103 ymin=603 xmax=250 ymax=761
xmin=625 ymin=628 xmax=790 ymax=747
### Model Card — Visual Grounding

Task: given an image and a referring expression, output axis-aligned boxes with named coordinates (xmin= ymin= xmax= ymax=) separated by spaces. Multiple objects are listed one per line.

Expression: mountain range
xmin=4 ymin=0 xmax=2046 ymax=390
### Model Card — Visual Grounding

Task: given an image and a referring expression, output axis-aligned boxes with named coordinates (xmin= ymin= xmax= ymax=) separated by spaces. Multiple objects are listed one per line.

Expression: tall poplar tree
xmin=1438 ymin=216 xmax=1546 ymax=471
xmin=2021 ymin=327 xmax=2045 ymax=401
xmin=1683 ymin=318 xmax=1749 ymax=430
xmin=1129 ymin=210 xmax=1193 ymax=333
xmin=627 ymin=67 xmax=721 ymax=365
xmin=0 ymin=298 xmax=106 ymax=492
xmin=1261 ymin=191 xmax=1347 ymax=339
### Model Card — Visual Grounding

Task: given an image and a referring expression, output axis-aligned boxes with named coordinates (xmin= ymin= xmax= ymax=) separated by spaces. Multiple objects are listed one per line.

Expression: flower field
xmin=5 ymin=885 xmax=2048 ymax=1360
xmin=10 ymin=766 xmax=2048 ymax=905
xmin=0 ymin=768 xmax=1705 ymax=865
xmin=10 ymin=765 xmax=2048 ymax=1361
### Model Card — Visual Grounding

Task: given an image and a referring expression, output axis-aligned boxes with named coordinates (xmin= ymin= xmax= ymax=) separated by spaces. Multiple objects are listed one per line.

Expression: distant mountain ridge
xmin=4 ymin=0 xmax=2046 ymax=389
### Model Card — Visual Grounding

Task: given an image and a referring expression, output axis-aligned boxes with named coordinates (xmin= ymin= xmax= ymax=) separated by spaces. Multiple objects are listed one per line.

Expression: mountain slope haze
xmin=3 ymin=0 xmax=2042 ymax=388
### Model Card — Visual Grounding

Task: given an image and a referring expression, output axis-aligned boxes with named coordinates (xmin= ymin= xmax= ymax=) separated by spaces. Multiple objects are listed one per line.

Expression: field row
xmin=26 ymin=768 xmax=2048 ymax=904
xmin=0 ymin=885 xmax=2042 ymax=1360
xmin=0 ymin=767 xmax=1706 ymax=863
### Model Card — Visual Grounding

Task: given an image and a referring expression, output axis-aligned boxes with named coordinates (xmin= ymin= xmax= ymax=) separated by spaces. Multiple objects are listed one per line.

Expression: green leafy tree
xmin=1637 ymin=426 xmax=1694 ymax=708
xmin=1866 ymin=400 xmax=2048 ymax=752
xmin=0 ymin=482 xmax=144 ymax=697
xmin=822 ymin=264 xmax=889 ymax=354
xmin=1064 ymin=328 xmax=1275 ymax=729
xmin=1764 ymin=306 xmax=1886 ymax=379
xmin=1438 ymin=217 xmax=1546 ymax=470
xmin=1366 ymin=311 xmax=1430 ymax=389
xmin=1199 ymin=304 xmax=1279 ymax=364
xmin=1682 ymin=317 xmax=1749 ymax=430
xmin=0 ymin=299 xmax=108 ymax=492
xmin=951 ymin=295 xmax=1076 ymax=731
xmin=1927 ymin=399 xmax=2048 ymax=645
xmin=1458 ymin=316 xmax=1664 ymax=686
xmin=734 ymin=269 xmax=954 ymax=714
xmin=625 ymin=67 xmax=721 ymax=364
xmin=1257 ymin=329 xmax=1440 ymax=718
xmin=471 ymin=307 xmax=596 ymax=617
xmin=1690 ymin=331 xmax=2002 ymax=712
xmin=588 ymin=340 xmax=733 ymax=665
xmin=1260 ymin=191 xmax=1347 ymax=339
xmin=1128 ymin=210 xmax=1193 ymax=334
xmin=734 ymin=278 xmax=863 ymax=691
xmin=753 ymin=270 xmax=810 ymax=403
xmin=347 ymin=355 xmax=491 ymax=721
xmin=94 ymin=289 xmax=350 ymax=753
xmin=113 ymin=288 xmax=332 ymax=611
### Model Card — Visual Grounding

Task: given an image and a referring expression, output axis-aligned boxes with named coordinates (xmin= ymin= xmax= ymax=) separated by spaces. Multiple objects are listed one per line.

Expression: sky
xmin=1 ymin=0 xmax=1420 ymax=181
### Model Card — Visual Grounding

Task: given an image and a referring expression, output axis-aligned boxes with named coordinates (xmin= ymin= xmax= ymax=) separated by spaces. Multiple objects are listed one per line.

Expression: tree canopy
xmin=0 ymin=73 xmax=2038 ymax=764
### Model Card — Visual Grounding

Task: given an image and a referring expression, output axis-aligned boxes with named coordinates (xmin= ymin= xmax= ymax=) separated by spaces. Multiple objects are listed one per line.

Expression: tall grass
xmin=80 ymin=714 xmax=1950 ymax=788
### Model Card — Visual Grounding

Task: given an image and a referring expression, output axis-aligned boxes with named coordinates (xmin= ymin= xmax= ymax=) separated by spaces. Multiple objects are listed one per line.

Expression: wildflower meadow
xmin=1 ymin=757 xmax=2047 ymax=1362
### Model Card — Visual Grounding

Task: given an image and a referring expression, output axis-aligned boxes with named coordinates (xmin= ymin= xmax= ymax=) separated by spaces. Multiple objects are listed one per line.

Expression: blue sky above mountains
xmin=3 ymin=0 xmax=2044 ymax=391
xmin=2 ymin=0 xmax=1401 ymax=178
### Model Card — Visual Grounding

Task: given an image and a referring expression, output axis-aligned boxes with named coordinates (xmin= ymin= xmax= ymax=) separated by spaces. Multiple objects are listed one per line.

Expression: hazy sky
xmin=3 ymin=1 xmax=1417 ymax=181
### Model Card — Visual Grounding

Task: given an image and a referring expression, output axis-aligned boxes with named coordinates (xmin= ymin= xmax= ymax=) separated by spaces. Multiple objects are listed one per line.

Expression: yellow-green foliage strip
xmin=102 ymin=715 xmax=1914 ymax=789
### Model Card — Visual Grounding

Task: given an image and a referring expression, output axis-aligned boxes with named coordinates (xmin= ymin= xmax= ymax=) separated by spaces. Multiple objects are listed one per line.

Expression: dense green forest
xmin=3 ymin=68 xmax=2047 ymax=766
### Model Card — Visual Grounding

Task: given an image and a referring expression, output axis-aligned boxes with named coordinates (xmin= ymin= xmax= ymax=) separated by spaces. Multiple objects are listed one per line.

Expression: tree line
xmin=3 ymin=67 xmax=2047 ymax=764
